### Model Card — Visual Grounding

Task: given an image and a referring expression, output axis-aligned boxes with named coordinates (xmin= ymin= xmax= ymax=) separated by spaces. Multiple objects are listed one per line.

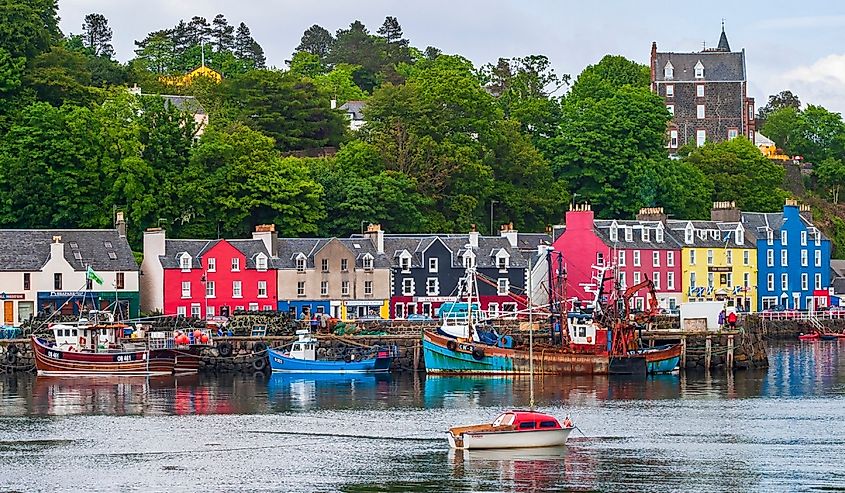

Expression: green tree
xmin=82 ymin=13 xmax=115 ymax=57
xmin=288 ymin=51 xmax=327 ymax=78
xmin=314 ymin=63 xmax=367 ymax=105
xmin=211 ymin=14 xmax=234 ymax=52
xmin=756 ymin=90 xmax=801 ymax=127
xmin=296 ymin=24 xmax=334 ymax=61
xmin=0 ymin=0 xmax=61 ymax=58
xmin=682 ymin=137 xmax=789 ymax=212
xmin=329 ymin=21 xmax=382 ymax=92
xmin=23 ymin=46 xmax=100 ymax=106
xmin=566 ymin=54 xmax=650 ymax=102
xmin=815 ymin=158 xmax=845 ymax=204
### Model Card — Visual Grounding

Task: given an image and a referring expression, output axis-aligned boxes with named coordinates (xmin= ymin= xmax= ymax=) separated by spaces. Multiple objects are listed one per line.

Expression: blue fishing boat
xmin=267 ymin=330 xmax=395 ymax=373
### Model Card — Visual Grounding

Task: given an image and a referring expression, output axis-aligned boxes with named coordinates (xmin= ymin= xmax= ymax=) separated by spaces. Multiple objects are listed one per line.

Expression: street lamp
xmin=490 ymin=200 xmax=498 ymax=235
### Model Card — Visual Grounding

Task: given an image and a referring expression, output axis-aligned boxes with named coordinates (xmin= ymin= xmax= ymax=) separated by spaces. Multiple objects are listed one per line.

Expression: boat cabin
xmin=567 ymin=312 xmax=608 ymax=353
xmin=288 ymin=329 xmax=317 ymax=361
xmin=51 ymin=310 xmax=131 ymax=352
xmin=492 ymin=411 xmax=562 ymax=431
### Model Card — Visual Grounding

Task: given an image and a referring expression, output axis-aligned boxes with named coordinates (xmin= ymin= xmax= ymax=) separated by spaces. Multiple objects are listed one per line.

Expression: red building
xmin=159 ymin=238 xmax=277 ymax=318
xmin=552 ymin=206 xmax=683 ymax=311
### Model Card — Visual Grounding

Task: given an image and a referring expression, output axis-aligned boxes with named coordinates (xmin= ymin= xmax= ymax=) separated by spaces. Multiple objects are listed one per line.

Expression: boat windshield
xmin=492 ymin=413 xmax=515 ymax=427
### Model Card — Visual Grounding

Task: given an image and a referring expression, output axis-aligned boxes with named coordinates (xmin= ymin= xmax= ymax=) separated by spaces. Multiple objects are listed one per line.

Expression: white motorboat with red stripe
xmin=447 ymin=410 xmax=574 ymax=450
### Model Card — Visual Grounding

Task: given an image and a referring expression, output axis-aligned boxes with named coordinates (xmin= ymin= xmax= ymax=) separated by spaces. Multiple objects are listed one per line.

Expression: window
xmin=618 ymin=250 xmax=626 ymax=267
xmin=86 ymin=278 xmax=93 ymax=290
xmin=248 ymin=302 xmax=258 ymax=311
xmin=666 ymin=104 xmax=674 ymax=116
xmin=665 ymin=84 xmax=674 ymax=97
xmin=767 ymin=250 xmax=774 ymax=267
xmin=206 ymin=281 xmax=215 ymax=298
xmin=743 ymin=250 xmax=750 ymax=266
xmin=667 ymin=271 xmax=675 ymax=290
xmin=728 ymin=128 xmax=738 ymax=140
xmin=685 ymin=227 xmax=693 ymax=244
xmin=694 ymin=60 xmax=704 ymax=78
xmin=633 ymin=250 xmax=641 ymax=267
xmin=180 ymin=254 xmax=191 ymax=270
xmin=73 ymin=251 xmax=83 ymax=261
xmin=233 ymin=281 xmax=242 ymax=298
xmin=191 ymin=304 xmax=200 ymax=318
xmin=182 ymin=281 xmax=191 ymax=298
xmin=767 ymin=230 xmax=774 ymax=246
xmin=815 ymin=273 xmax=822 ymax=290
xmin=116 ymin=272 xmax=125 ymax=289
xmin=625 ymin=227 xmax=633 ymax=242
xmin=781 ymin=273 xmax=788 ymax=291
xmin=207 ymin=258 xmax=216 ymax=272
xmin=664 ymin=61 xmax=673 ymax=79
xmin=618 ymin=272 xmax=627 ymax=290
xmin=176 ymin=306 xmax=187 ymax=317
xmin=781 ymin=230 xmax=787 ymax=245
xmin=767 ymin=274 xmax=774 ymax=291
xmin=696 ymin=84 xmax=705 ymax=97
xmin=781 ymin=250 xmax=788 ymax=267
xmin=801 ymin=231 xmax=807 ymax=246
xmin=653 ymin=272 xmax=661 ymax=290
xmin=596 ymin=252 xmax=605 ymax=266
xmin=642 ymin=228 xmax=650 ymax=242
xmin=296 ymin=255 xmax=306 ymax=272
xmin=297 ymin=281 xmax=305 ymax=297
xmin=258 ymin=281 xmax=267 ymax=297
xmin=231 ymin=258 xmax=240 ymax=272
xmin=690 ymin=272 xmax=697 ymax=288
xmin=519 ymin=422 xmax=536 ymax=430
xmin=497 ymin=255 xmax=508 ymax=270
xmin=23 ymin=273 xmax=30 ymax=290
xmin=462 ymin=252 xmax=475 ymax=269
xmin=426 ymin=278 xmax=439 ymax=296
xmin=707 ymin=250 xmax=714 ymax=266
xmin=497 ymin=278 xmax=509 ymax=295
xmin=633 ymin=272 xmax=641 ymax=285
xmin=364 ymin=280 xmax=373 ymax=296
xmin=609 ymin=225 xmax=618 ymax=242
xmin=696 ymin=104 xmax=705 ymax=120
xmin=689 ymin=250 xmax=696 ymax=265
xmin=801 ymin=250 xmax=808 ymax=267
xmin=256 ymin=256 xmax=268 ymax=271
xmin=696 ymin=129 xmax=706 ymax=147
xmin=402 ymin=278 xmax=414 ymax=296
xmin=653 ymin=251 xmax=660 ymax=267
xmin=395 ymin=303 xmax=406 ymax=319
xmin=801 ymin=273 xmax=808 ymax=291
xmin=707 ymin=272 xmax=714 ymax=289
xmin=429 ymin=257 xmax=438 ymax=273
xmin=400 ymin=255 xmax=411 ymax=271
xmin=736 ymin=228 xmax=744 ymax=245
xmin=726 ymin=273 xmax=734 ymax=288
xmin=54 ymin=273 xmax=62 ymax=290
xmin=502 ymin=302 xmax=518 ymax=318
xmin=321 ymin=258 xmax=329 ymax=272
xmin=206 ymin=305 xmax=215 ymax=317
xmin=363 ymin=254 xmax=373 ymax=271
xmin=667 ymin=251 xmax=675 ymax=267
xmin=341 ymin=258 xmax=349 ymax=272
xmin=815 ymin=231 xmax=821 ymax=246
xmin=320 ymin=281 xmax=329 ymax=296
xmin=815 ymin=250 xmax=822 ymax=267
xmin=669 ymin=130 xmax=678 ymax=148
xmin=656 ymin=228 xmax=664 ymax=243
xmin=744 ymin=273 xmax=750 ymax=288
xmin=726 ymin=250 xmax=732 ymax=265
xmin=341 ymin=281 xmax=350 ymax=297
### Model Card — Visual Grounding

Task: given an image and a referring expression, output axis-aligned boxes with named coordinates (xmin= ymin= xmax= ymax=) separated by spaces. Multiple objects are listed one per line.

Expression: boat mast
xmin=466 ymin=244 xmax=474 ymax=341
xmin=528 ymin=255 xmax=534 ymax=410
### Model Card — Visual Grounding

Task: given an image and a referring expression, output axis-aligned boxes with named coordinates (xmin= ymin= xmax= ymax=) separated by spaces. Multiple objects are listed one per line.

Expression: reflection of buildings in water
xmin=266 ymin=373 xmax=388 ymax=410
xmin=763 ymin=342 xmax=842 ymax=397
xmin=33 ymin=376 xmax=153 ymax=415
xmin=448 ymin=446 xmax=597 ymax=492
xmin=423 ymin=377 xmax=515 ymax=409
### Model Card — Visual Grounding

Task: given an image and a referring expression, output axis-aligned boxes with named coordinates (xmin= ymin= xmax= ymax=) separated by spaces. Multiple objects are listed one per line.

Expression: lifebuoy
xmin=253 ymin=341 xmax=267 ymax=354
xmin=446 ymin=340 xmax=458 ymax=351
xmin=586 ymin=336 xmax=593 ymax=343
xmin=472 ymin=348 xmax=485 ymax=360
xmin=79 ymin=337 xmax=86 ymax=347
xmin=217 ymin=342 xmax=234 ymax=358
xmin=252 ymin=357 xmax=267 ymax=371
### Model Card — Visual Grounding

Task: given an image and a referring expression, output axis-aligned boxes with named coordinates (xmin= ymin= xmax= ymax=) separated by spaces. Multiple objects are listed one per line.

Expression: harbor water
xmin=1 ymin=341 xmax=843 ymax=492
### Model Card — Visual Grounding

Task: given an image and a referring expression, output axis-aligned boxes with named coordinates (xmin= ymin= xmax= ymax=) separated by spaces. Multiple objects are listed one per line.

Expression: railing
xmin=758 ymin=310 xmax=845 ymax=321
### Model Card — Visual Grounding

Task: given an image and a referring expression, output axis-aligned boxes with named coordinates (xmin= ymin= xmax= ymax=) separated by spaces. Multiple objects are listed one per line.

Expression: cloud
xmin=750 ymin=15 xmax=845 ymax=30
xmin=770 ymin=54 xmax=845 ymax=114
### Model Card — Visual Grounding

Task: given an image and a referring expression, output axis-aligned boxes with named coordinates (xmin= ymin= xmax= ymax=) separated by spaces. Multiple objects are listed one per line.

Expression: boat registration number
xmin=47 ymin=350 xmax=62 ymax=359
xmin=114 ymin=354 xmax=139 ymax=362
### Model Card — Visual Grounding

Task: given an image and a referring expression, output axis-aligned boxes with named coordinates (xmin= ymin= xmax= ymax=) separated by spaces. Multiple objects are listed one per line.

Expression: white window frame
xmin=618 ymin=250 xmax=626 ymax=267
xmin=618 ymin=272 xmax=627 ymax=290
xmin=207 ymin=257 xmax=216 ymax=272
xmin=363 ymin=254 xmax=374 ymax=271
xmin=767 ymin=274 xmax=774 ymax=291
xmin=696 ymin=129 xmax=706 ymax=147
xmin=341 ymin=258 xmax=349 ymax=272
xmin=181 ymin=281 xmax=191 ymax=298
xmin=815 ymin=250 xmax=822 ymax=267
xmin=801 ymin=250 xmax=808 ymax=267
xmin=726 ymin=250 xmax=732 ymax=265
xmin=633 ymin=271 xmax=641 ymax=285
xmin=596 ymin=252 xmax=605 ymax=266
xmin=656 ymin=228 xmax=664 ymax=243
xmin=364 ymin=280 xmax=373 ymax=296
xmin=653 ymin=272 xmax=661 ymax=290
xmin=697 ymin=104 xmax=705 ymax=119
xmin=258 ymin=280 xmax=267 ymax=298
xmin=231 ymin=257 xmax=240 ymax=272
xmin=801 ymin=273 xmax=808 ymax=291
xmin=667 ymin=271 xmax=675 ymax=290
xmin=296 ymin=255 xmax=306 ymax=272
xmin=428 ymin=257 xmax=438 ymax=273
xmin=652 ymin=251 xmax=660 ymax=267
xmin=781 ymin=250 xmax=788 ymax=267
xmin=625 ymin=227 xmax=633 ymax=242
xmin=191 ymin=304 xmax=201 ymax=318
xmin=179 ymin=254 xmax=192 ymax=271
xmin=206 ymin=305 xmax=215 ymax=317
xmin=781 ymin=273 xmax=788 ymax=291
xmin=232 ymin=280 xmax=242 ymax=298
xmin=664 ymin=62 xmax=673 ymax=79
xmin=743 ymin=250 xmax=749 ymax=266
xmin=767 ymin=250 xmax=774 ymax=267
xmin=248 ymin=302 xmax=259 ymax=311
xmin=815 ymin=273 xmax=822 ymax=290
xmin=296 ymin=281 xmax=305 ymax=297
xmin=669 ymin=130 xmax=678 ymax=148
xmin=341 ymin=280 xmax=350 ymax=297
xmin=666 ymin=84 xmax=674 ymax=97
xmin=497 ymin=278 xmax=509 ymax=295
xmin=402 ymin=278 xmax=414 ymax=296
xmin=781 ymin=230 xmax=788 ymax=245
xmin=256 ymin=255 xmax=268 ymax=271
xmin=206 ymin=281 xmax=215 ymax=298
xmin=667 ymin=251 xmax=675 ymax=267
xmin=767 ymin=230 xmax=774 ymax=246
xmin=666 ymin=104 xmax=674 ymax=116
xmin=694 ymin=61 xmax=704 ymax=78
xmin=801 ymin=231 xmax=807 ymax=246
xmin=633 ymin=250 xmax=640 ymax=267
xmin=176 ymin=306 xmax=187 ymax=317
xmin=707 ymin=272 xmax=714 ymax=289
xmin=426 ymin=277 xmax=439 ymax=296
xmin=320 ymin=280 xmax=329 ymax=296
xmin=689 ymin=250 xmax=696 ymax=265
xmin=696 ymin=84 xmax=705 ymax=97
xmin=707 ymin=249 xmax=714 ymax=266
xmin=743 ymin=272 xmax=750 ymax=288
xmin=321 ymin=258 xmax=330 ymax=273
xmin=642 ymin=228 xmax=650 ymax=242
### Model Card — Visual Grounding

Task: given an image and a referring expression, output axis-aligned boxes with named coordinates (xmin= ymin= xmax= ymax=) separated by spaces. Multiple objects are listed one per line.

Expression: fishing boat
xmin=30 ymin=310 xmax=204 ymax=376
xmin=267 ymin=329 xmax=395 ymax=373
xmin=798 ymin=332 xmax=820 ymax=341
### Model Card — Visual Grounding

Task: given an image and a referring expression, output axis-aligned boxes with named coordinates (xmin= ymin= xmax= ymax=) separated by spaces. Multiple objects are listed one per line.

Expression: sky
xmin=57 ymin=0 xmax=845 ymax=114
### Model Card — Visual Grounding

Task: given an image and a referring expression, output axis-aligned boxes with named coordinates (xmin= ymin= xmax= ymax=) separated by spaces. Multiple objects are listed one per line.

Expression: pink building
xmin=551 ymin=206 xmax=683 ymax=311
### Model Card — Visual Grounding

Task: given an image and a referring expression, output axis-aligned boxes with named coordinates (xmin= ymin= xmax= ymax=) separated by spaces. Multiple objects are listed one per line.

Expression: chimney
xmin=650 ymin=41 xmax=657 ymax=91
xmin=710 ymin=201 xmax=741 ymax=222
xmin=128 ymin=84 xmax=142 ymax=96
xmin=252 ymin=224 xmax=276 ymax=256
xmin=564 ymin=203 xmax=594 ymax=232
xmin=798 ymin=203 xmax=813 ymax=222
xmin=141 ymin=228 xmax=166 ymax=313
xmin=636 ymin=207 xmax=667 ymax=224
xmin=50 ymin=235 xmax=63 ymax=264
xmin=500 ymin=222 xmax=518 ymax=248
xmin=469 ymin=224 xmax=479 ymax=248
xmin=330 ymin=99 xmax=337 ymax=110
xmin=115 ymin=211 xmax=127 ymax=238
xmin=364 ymin=223 xmax=384 ymax=254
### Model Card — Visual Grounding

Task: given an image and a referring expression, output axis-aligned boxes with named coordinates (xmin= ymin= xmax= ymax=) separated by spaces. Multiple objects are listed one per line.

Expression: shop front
xmin=36 ymin=291 xmax=140 ymax=320
xmin=0 ymin=293 xmax=33 ymax=327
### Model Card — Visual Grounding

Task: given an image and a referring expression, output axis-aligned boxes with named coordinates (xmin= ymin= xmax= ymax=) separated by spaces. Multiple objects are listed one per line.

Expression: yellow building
xmin=160 ymin=65 xmax=222 ymax=87
xmin=668 ymin=215 xmax=757 ymax=312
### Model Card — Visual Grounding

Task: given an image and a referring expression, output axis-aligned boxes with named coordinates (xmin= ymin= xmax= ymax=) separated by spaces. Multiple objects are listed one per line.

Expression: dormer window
xmin=735 ymin=226 xmax=744 ymax=246
xmin=495 ymin=250 xmax=510 ymax=271
xmin=399 ymin=251 xmax=412 ymax=272
xmin=295 ymin=253 xmax=306 ymax=272
xmin=694 ymin=60 xmax=704 ymax=79
xmin=256 ymin=254 xmax=268 ymax=271
xmin=363 ymin=253 xmax=374 ymax=271
xmin=711 ymin=230 xmax=720 ymax=241
xmin=642 ymin=228 xmax=650 ymax=242
xmin=624 ymin=227 xmax=633 ymax=242
xmin=179 ymin=253 xmax=192 ymax=270
xmin=462 ymin=250 xmax=476 ymax=269
xmin=767 ymin=229 xmax=774 ymax=246
xmin=664 ymin=61 xmax=674 ymax=79
xmin=609 ymin=223 xmax=618 ymax=242
xmin=655 ymin=227 xmax=664 ymax=243
xmin=815 ymin=230 xmax=821 ymax=246
xmin=781 ymin=230 xmax=787 ymax=245
xmin=685 ymin=225 xmax=694 ymax=244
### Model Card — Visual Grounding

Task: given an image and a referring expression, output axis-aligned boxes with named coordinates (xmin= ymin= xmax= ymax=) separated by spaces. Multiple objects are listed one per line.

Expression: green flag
xmin=86 ymin=266 xmax=103 ymax=285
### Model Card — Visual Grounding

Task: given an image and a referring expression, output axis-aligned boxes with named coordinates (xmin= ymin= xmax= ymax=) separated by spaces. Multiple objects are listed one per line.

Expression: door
xmin=4 ymin=301 xmax=13 ymax=325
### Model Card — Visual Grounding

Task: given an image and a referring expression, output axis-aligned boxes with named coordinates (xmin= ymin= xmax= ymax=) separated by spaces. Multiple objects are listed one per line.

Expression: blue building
xmin=742 ymin=203 xmax=832 ymax=310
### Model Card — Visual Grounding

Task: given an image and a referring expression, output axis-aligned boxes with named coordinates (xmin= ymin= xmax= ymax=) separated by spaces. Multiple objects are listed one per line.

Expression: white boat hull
xmin=448 ymin=427 xmax=572 ymax=450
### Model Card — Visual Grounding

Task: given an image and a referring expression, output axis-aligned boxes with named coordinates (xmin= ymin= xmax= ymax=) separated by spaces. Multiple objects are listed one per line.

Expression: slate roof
xmin=593 ymin=220 xmax=682 ymax=250
xmin=665 ymin=220 xmax=756 ymax=248
xmin=162 ymin=95 xmax=206 ymax=115
xmin=654 ymin=51 xmax=745 ymax=82
xmin=381 ymin=234 xmax=528 ymax=269
xmin=160 ymin=239 xmax=271 ymax=269
xmin=0 ymin=229 xmax=137 ymax=272
xmin=832 ymin=260 xmax=845 ymax=295
xmin=339 ymin=100 xmax=366 ymax=121
xmin=512 ymin=233 xmax=552 ymax=252
xmin=716 ymin=29 xmax=731 ymax=52
xmin=741 ymin=212 xmax=828 ymax=241
xmin=274 ymin=237 xmax=392 ymax=269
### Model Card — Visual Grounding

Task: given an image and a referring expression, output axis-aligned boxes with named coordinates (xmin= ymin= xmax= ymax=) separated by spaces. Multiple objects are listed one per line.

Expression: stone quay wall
xmin=0 ymin=341 xmax=35 ymax=374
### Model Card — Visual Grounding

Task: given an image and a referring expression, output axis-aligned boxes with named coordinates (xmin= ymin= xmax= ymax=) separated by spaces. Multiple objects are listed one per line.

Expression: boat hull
xmin=639 ymin=344 xmax=683 ymax=373
xmin=267 ymin=347 xmax=392 ymax=373
xmin=30 ymin=336 xmax=175 ymax=376
xmin=423 ymin=330 xmax=612 ymax=375
xmin=448 ymin=428 xmax=572 ymax=450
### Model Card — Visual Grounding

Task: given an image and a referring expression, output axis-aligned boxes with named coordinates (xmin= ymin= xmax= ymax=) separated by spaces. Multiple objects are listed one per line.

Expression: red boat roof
xmin=508 ymin=410 xmax=560 ymax=423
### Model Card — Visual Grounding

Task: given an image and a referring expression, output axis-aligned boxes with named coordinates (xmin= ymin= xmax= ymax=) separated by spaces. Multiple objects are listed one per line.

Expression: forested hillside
xmin=0 ymin=2 xmax=842 ymax=256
